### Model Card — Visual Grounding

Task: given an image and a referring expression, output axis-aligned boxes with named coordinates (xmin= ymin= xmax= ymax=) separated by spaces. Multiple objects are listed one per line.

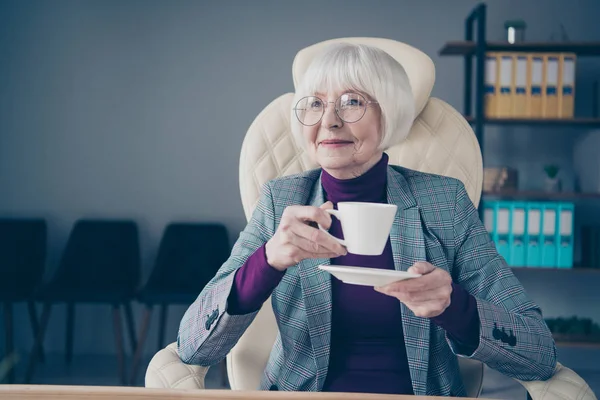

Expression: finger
xmin=291 ymin=221 xmax=347 ymax=254
xmin=304 ymin=202 xmax=333 ymax=230
xmin=403 ymin=299 xmax=451 ymax=318
xmin=290 ymin=206 xmax=333 ymax=229
xmin=383 ymin=287 xmax=452 ymax=303
xmin=284 ymin=246 xmax=343 ymax=264
xmin=306 ymin=251 xmax=346 ymax=260
xmin=399 ymin=268 xmax=452 ymax=293
xmin=407 ymin=261 xmax=435 ymax=275
xmin=290 ymin=232 xmax=344 ymax=255
xmin=375 ymin=275 xmax=435 ymax=293
xmin=320 ymin=201 xmax=334 ymax=210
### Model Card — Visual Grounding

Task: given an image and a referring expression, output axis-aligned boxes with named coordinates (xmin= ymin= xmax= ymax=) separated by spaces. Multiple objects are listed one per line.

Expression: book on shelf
xmin=483 ymin=200 xmax=574 ymax=268
xmin=497 ymin=53 xmax=513 ymax=118
xmin=530 ymin=54 xmax=544 ymax=117
xmin=512 ymin=54 xmax=528 ymax=118
xmin=559 ymin=53 xmax=576 ymax=118
xmin=484 ymin=53 xmax=497 ymax=118
xmin=484 ymin=51 xmax=576 ymax=119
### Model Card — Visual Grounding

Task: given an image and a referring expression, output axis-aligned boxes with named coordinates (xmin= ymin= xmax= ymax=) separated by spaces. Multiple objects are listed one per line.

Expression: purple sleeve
xmin=227 ymin=243 xmax=285 ymax=315
xmin=431 ymin=282 xmax=480 ymax=355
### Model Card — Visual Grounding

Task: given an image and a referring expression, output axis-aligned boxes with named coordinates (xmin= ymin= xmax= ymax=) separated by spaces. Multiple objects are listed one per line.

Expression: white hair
xmin=290 ymin=42 xmax=415 ymax=150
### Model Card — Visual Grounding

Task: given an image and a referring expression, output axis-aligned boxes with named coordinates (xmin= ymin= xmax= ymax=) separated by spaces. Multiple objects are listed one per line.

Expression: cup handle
xmin=318 ymin=209 xmax=347 ymax=247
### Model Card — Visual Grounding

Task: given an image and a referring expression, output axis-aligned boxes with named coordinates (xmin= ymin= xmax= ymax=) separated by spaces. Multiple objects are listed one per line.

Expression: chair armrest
xmin=145 ymin=342 xmax=208 ymax=389
xmin=517 ymin=362 xmax=597 ymax=400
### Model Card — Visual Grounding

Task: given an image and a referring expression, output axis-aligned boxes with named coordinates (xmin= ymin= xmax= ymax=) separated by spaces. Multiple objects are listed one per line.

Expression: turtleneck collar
xmin=321 ymin=152 xmax=389 ymax=204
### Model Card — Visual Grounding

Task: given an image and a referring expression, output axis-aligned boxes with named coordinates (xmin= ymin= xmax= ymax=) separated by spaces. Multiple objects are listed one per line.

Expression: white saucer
xmin=318 ymin=265 xmax=422 ymax=287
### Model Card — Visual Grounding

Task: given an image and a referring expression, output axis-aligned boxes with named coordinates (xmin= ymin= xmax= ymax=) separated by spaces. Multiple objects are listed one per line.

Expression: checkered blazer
xmin=178 ymin=165 xmax=557 ymax=397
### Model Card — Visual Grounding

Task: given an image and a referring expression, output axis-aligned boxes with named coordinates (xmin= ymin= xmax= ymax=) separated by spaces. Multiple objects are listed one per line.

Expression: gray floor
xmin=4 ymin=352 xmax=600 ymax=399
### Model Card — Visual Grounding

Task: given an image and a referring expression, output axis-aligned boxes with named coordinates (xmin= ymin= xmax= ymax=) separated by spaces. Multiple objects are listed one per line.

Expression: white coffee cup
xmin=320 ymin=202 xmax=398 ymax=256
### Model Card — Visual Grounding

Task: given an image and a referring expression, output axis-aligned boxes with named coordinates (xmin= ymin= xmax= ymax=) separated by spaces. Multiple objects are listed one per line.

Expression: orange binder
xmin=529 ymin=54 xmax=544 ymax=118
xmin=512 ymin=54 xmax=529 ymax=118
xmin=497 ymin=53 xmax=513 ymax=118
xmin=485 ymin=52 xmax=498 ymax=118
xmin=543 ymin=54 xmax=560 ymax=118
xmin=559 ymin=53 xmax=576 ymax=118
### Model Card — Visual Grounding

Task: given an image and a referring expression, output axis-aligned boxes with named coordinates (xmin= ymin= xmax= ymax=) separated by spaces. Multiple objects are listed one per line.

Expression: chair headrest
xmin=292 ymin=37 xmax=435 ymax=115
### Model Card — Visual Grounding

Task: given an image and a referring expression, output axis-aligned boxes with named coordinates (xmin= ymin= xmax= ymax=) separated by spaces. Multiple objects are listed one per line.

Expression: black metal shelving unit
xmin=439 ymin=3 xmax=600 ymax=204
xmin=438 ymin=4 xmax=600 ymax=353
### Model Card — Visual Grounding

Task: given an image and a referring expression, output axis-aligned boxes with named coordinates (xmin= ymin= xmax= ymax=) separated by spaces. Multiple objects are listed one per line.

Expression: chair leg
xmin=129 ymin=306 xmax=153 ymax=386
xmin=157 ymin=304 xmax=168 ymax=352
xmin=112 ymin=304 xmax=127 ymax=386
xmin=65 ymin=303 xmax=75 ymax=365
xmin=25 ymin=302 xmax=52 ymax=384
xmin=27 ymin=301 xmax=45 ymax=363
xmin=124 ymin=302 xmax=137 ymax=354
xmin=2 ymin=302 xmax=15 ymax=384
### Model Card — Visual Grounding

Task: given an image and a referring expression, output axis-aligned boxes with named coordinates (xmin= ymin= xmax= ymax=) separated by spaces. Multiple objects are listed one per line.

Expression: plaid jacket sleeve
xmin=447 ymin=181 xmax=557 ymax=381
xmin=177 ymin=182 xmax=276 ymax=366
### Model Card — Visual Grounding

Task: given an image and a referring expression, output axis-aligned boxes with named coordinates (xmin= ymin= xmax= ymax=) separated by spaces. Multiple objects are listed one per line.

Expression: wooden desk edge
xmin=0 ymin=385 xmax=490 ymax=400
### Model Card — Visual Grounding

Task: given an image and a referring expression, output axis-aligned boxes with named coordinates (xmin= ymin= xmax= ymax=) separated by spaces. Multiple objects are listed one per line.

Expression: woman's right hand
xmin=265 ymin=201 xmax=347 ymax=271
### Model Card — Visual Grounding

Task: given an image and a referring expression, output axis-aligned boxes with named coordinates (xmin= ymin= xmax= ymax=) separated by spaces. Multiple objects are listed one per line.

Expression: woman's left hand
xmin=374 ymin=261 xmax=453 ymax=318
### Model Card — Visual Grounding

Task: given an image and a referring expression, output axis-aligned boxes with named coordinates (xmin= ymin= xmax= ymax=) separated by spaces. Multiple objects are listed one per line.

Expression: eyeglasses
xmin=293 ymin=92 xmax=378 ymax=126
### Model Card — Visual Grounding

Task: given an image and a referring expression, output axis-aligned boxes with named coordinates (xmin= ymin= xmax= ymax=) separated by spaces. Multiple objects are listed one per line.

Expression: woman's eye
xmin=342 ymin=98 xmax=361 ymax=107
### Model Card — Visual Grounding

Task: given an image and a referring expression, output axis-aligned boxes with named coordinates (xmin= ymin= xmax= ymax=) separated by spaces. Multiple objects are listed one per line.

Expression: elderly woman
xmin=177 ymin=43 xmax=556 ymax=397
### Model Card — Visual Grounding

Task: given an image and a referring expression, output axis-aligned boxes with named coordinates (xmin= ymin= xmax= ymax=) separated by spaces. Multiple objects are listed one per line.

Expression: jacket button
xmin=492 ymin=323 xmax=501 ymax=340
xmin=507 ymin=330 xmax=517 ymax=346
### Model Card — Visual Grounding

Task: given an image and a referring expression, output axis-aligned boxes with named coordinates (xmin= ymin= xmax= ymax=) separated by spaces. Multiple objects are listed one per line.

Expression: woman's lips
xmin=320 ymin=140 xmax=353 ymax=148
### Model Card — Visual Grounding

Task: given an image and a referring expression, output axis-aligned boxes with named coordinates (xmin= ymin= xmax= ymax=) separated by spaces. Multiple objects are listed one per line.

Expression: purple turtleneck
xmin=227 ymin=153 xmax=480 ymax=394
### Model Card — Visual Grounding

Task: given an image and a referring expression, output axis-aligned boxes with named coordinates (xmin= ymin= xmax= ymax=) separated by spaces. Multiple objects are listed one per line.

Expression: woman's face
xmin=301 ymin=90 xmax=383 ymax=179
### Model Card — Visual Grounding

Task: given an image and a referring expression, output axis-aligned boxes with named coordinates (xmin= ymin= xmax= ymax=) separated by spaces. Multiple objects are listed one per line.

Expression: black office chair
xmin=0 ymin=218 xmax=47 ymax=384
xmin=25 ymin=219 xmax=141 ymax=385
xmin=128 ymin=222 xmax=229 ymax=385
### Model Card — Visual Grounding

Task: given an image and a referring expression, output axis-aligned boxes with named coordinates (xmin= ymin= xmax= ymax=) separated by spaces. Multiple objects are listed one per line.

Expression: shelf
xmin=483 ymin=191 xmax=600 ymax=201
xmin=439 ymin=41 xmax=600 ymax=56
xmin=464 ymin=116 xmax=600 ymax=127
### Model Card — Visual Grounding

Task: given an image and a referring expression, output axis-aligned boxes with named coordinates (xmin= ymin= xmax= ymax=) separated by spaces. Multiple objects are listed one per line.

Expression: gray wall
xmin=1 ymin=0 xmax=600 ymax=367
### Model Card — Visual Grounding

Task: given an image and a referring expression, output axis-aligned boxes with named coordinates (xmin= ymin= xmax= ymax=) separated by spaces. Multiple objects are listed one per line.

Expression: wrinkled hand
xmin=265 ymin=201 xmax=347 ymax=271
xmin=374 ymin=261 xmax=452 ymax=318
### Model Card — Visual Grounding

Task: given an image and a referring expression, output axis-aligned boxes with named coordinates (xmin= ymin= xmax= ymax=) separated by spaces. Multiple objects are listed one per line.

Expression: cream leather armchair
xmin=146 ymin=38 xmax=597 ymax=400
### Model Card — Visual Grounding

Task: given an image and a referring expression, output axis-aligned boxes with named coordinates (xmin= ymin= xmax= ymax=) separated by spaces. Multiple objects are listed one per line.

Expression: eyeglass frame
xmin=293 ymin=92 xmax=379 ymax=126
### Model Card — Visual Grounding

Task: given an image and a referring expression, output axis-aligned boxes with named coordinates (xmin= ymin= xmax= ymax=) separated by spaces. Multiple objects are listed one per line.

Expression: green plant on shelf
xmin=544 ymin=165 xmax=560 ymax=179
xmin=543 ymin=164 xmax=562 ymax=192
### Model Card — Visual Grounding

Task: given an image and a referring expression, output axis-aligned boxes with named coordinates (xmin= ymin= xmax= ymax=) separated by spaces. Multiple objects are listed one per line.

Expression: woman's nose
xmin=321 ymin=103 xmax=343 ymax=129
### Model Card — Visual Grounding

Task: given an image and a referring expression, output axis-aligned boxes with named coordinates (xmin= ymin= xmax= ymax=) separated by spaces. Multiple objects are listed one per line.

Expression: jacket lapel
xmin=297 ymin=176 xmax=332 ymax=390
xmin=386 ymin=166 xmax=430 ymax=396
